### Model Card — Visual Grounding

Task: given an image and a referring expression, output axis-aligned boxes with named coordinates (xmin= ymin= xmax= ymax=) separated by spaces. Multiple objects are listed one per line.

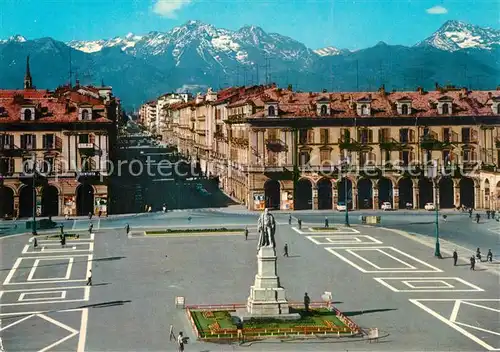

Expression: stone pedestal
xmin=247 ymin=247 xmax=289 ymax=315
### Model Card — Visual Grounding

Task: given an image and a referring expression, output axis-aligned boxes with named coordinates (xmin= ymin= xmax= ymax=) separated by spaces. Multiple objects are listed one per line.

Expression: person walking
xmin=125 ymin=223 xmax=130 ymax=235
xmin=487 ymin=249 xmax=493 ymax=262
xmin=470 ymin=256 xmax=476 ymax=271
xmin=475 ymin=213 xmax=480 ymax=224
xmin=89 ymin=223 xmax=93 ymax=234
xmin=324 ymin=217 xmax=329 ymax=228
xmin=298 ymin=219 xmax=302 ymax=229
xmin=244 ymin=227 xmax=248 ymax=240
xmin=33 ymin=237 xmax=38 ymax=251
xmin=453 ymin=250 xmax=458 ymax=266
xmin=86 ymin=270 xmax=92 ymax=286
xmin=61 ymin=234 xmax=66 ymax=248
xmin=283 ymin=243 xmax=289 ymax=257
xmin=288 ymin=214 xmax=292 ymax=225
xmin=177 ymin=331 xmax=185 ymax=351
xmin=169 ymin=325 xmax=175 ymax=341
xmin=469 ymin=208 xmax=473 ymax=218
xmin=476 ymin=248 xmax=482 ymax=261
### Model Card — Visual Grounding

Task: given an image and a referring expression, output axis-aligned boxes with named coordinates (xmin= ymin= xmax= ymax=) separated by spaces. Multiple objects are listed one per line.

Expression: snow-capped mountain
xmin=0 ymin=34 xmax=26 ymax=44
xmin=417 ymin=20 xmax=500 ymax=51
xmin=66 ymin=20 xmax=316 ymax=68
xmin=67 ymin=33 xmax=143 ymax=53
xmin=314 ymin=46 xmax=347 ymax=56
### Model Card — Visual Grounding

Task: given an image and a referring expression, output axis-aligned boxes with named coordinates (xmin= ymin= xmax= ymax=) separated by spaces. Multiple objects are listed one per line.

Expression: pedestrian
xmin=469 ymin=208 xmax=473 ymax=218
xmin=33 ymin=237 xmax=38 ymax=251
xmin=486 ymin=210 xmax=491 ymax=219
xmin=125 ymin=223 xmax=130 ymax=235
xmin=325 ymin=217 xmax=329 ymax=228
xmin=487 ymin=249 xmax=493 ymax=262
xmin=492 ymin=210 xmax=496 ymax=219
xmin=288 ymin=214 xmax=292 ymax=225
xmin=86 ymin=270 xmax=92 ymax=286
xmin=283 ymin=243 xmax=289 ymax=257
xmin=475 ymin=213 xmax=480 ymax=224
xmin=303 ymin=292 xmax=310 ymax=312
xmin=244 ymin=227 xmax=248 ymax=240
xmin=60 ymin=225 xmax=64 ymax=236
xmin=443 ymin=214 xmax=447 ymax=222
xmin=61 ymin=234 xmax=66 ymax=248
xmin=169 ymin=325 xmax=175 ymax=341
xmin=177 ymin=331 xmax=185 ymax=351
xmin=89 ymin=223 xmax=93 ymax=234
xmin=98 ymin=210 xmax=102 ymax=218
xmin=476 ymin=248 xmax=482 ymax=261
xmin=88 ymin=212 xmax=93 ymax=220
xmin=470 ymin=256 xmax=475 ymax=270
xmin=453 ymin=250 xmax=458 ymax=266
xmin=298 ymin=219 xmax=302 ymax=230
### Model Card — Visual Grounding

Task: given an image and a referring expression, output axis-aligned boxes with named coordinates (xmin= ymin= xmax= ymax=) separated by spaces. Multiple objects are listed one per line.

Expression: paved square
xmin=325 ymin=246 xmax=443 ymax=273
xmin=306 ymin=234 xmax=383 ymax=245
xmin=374 ymin=277 xmax=484 ymax=292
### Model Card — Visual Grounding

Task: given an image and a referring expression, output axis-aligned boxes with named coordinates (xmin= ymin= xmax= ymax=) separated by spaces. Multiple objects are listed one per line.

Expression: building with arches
xmin=0 ymin=58 xmax=119 ymax=218
xmin=165 ymin=84 xmax=500 ymax=211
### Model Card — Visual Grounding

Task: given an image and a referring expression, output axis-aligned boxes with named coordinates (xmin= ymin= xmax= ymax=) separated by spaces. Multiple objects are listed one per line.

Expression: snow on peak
xmin=0 ymin=34 xmax=27 ymax=44
xmin=314 ymin=46 xmax=348 ymax=56
xmin=416 ymin=20 xmax=500 ymax=51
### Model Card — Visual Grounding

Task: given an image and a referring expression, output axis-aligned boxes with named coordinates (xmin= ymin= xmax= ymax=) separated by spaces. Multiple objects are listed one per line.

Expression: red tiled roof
xmin=0 ymin=88 xmax=113 ymax=124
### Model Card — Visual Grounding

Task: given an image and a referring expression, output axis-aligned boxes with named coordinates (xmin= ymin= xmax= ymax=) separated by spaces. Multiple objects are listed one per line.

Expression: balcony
xmin=231 ymin=137 xmax=249 ymax=147
xmin=266 ymin=139 xmax=288 ymax=153
xmin=0 ymin=144 xmax=24 ymax=157
xmin=420 ymin=135 xmax=453 ymax=150
xmin=338 ymin=138 xmax=371 ymax=151
xmin=379 ymin=138 xmax=407 ymax=151
xmin=78 ymin=143 xmax=101 ymax=156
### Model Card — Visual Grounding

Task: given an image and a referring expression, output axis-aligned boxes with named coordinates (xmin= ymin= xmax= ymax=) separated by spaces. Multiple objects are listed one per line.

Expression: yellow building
xmin=167 ymin=85 xmax=500 ymax=211
xmin=0 ymin=61 xmax=118 ymax=218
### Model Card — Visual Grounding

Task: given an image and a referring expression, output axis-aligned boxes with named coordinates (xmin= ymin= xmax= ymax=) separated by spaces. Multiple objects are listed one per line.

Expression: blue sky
xmin=0 ymin=0 xmax=498 ymax=50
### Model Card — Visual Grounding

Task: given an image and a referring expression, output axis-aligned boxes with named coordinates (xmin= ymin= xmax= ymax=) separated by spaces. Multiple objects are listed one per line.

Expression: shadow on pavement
xmin=344 ymin=308 xmax=397 ymax=317
xmin=78 ymin=300 xmax=132 ymax=309
xmin=91 ymin=283 xmax=111 ymax=287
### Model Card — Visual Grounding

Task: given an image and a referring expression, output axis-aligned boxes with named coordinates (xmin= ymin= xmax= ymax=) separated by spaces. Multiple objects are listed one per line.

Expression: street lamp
xmin=30 ymin=162 xmax=38 ymax=236
xmin=426 ymin=160 xmax=441 ymax=258
xmin=339 ymin=158 xmax=350 ymax=227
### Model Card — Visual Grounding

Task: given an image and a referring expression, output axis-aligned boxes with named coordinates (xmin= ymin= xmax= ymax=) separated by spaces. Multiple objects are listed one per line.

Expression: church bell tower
xmin=24 ymin=55 xmax=33 ymax=89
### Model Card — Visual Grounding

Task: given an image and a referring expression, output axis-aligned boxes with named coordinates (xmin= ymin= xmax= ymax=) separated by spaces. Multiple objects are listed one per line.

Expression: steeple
xmin=24 ymin=55 xmax=33 ymax=89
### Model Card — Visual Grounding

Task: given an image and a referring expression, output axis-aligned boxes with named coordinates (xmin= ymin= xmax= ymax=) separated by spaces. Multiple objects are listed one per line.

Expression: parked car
xmin=424 ymin=202 xmax=436 ymax=211
xmin=381 ymin=202 xmax=392 ymax=211
xmin=337 ymin=202 xmax=347 ymax=211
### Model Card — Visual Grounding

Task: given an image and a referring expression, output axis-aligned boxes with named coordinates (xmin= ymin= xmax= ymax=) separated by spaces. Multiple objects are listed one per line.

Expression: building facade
xmin=0 ymin=59 xmax=119 ymax=218
xmin=166 ymin=84 xmax=500 ymax=211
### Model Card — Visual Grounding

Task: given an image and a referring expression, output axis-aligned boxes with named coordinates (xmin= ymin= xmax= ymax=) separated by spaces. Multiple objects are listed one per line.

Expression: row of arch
xmin=0 ymin=184 xmax=95 ymax=218
xmin=264 ymin=177 xmax=480 ymax=210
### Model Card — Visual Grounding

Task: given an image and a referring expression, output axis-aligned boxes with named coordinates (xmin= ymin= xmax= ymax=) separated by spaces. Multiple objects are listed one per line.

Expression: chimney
xmin=458 ymin=93 xmax=463 ymax=100
xmin=368 ymin=93 xmax=372 ymax=99
xmin=309 ymin=91 xmax=313 ymax=97
xmin=488 ymin=92 xmax=493 ymax=98
xmin=461 ymin=87 xmax=468 ymax=95
xmin=417 ymin=86 xmax=424 ymax=95
xmin=75 ymin=79 xmax=80 ymax=88
xmin=287 ymin=84 xmax=293 ymax=91
xmin=378 ymin=84 xmax=385 ymax=95
xmin=322 ymin=88 xmax=327 ymax=93
xmin=435 ymin=82 xmax=440 ymax=90
xmin=340 ymin=94 xmax=344 ymax=101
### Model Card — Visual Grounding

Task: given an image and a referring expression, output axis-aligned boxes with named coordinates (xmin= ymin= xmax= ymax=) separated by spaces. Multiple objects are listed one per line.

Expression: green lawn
xmin=145 ymin=228 xmax=243 ymax=235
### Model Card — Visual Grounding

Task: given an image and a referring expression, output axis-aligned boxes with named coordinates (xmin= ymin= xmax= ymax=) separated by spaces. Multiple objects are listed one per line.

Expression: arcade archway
xmin=19 ymin=186 xmax=35 ymax=218
xmin=295 ymin=178 xmax=312 ymax=210
xmin=41 ymin=185 xmax=59 ymax=217
xmin=0 ymin=186 xmax=14 ymax=218
xmin=378 ymin=178 xmax=393 ymax=205
xmin=264 ymin=180 xmax=280 ymax=210
xmin=76 ymin=184 xmax=94 ymax=216
xmin=418 ymin=178 xmax=433 ymax=209
xmin=357 ymin=178 xmax=372 ymax=209
xmin=459 ymin=177 xmax=475 ymax=208
xmin=398 ymin=178 xmax=413 ymax=209
xmin=338 ymin=178 xmax=353 ymax=210
xmin=439 ymin=178 xmax=454 ymax=209
xmin=317 ymin=178 xmax=332 ymax=210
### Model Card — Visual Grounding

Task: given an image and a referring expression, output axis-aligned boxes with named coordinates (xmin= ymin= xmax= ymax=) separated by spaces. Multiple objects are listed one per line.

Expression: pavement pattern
xmin=0 ymin=210 xmax=499 ymax=351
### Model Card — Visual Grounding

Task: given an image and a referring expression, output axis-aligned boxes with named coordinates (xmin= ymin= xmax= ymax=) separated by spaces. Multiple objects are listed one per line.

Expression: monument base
xmin=243 ymin=246 xmax=299 ymax=321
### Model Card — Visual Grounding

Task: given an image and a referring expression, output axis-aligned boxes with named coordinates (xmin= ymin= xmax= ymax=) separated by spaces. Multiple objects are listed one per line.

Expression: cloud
xmin=153 ymin=0 xmax=192 ymax=18
xmin=426 ymin=5 xmax=448 ymax=14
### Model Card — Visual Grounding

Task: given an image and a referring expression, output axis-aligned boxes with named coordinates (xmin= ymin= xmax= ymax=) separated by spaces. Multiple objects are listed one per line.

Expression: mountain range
xmin=0 ymin=20 xmax=498 ymax=109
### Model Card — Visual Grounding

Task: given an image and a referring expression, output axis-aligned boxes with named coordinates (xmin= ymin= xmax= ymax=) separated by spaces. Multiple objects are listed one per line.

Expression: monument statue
xmin=257 ymin=208 xmax=276 ymax=250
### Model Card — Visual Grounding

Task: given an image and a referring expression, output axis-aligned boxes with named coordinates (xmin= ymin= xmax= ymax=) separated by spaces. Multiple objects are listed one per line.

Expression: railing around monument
xmin=185 ymin=301 xmax=362 ymax=341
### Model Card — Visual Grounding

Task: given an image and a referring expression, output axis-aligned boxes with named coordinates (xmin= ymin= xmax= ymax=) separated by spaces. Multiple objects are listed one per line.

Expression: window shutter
xmin=42 ymin=135 xmax=47 ymax=149
xmin=399 ymin=151 xmax=403 ymax=160
xmin=368 ymin=130 xmax=373 ymax=143
xmin=410 ymin=151 xmax=415 ymax=161
xmin=32 ymin=135 xmax=37 ymax=149
xmin=20 ymin=135 xmax=25 ymax=149
xmin=410 ymin=129 xmax=415 ymax=143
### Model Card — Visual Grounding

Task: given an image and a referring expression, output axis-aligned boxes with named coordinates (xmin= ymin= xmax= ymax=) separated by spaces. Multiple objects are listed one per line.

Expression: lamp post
xmin=427 ymin=159 xmax=441 ymax=258
xmin=31 ymin=163 xmax=37 ymax=236
xmin=340 ymin=158 xmax=350 ymax=227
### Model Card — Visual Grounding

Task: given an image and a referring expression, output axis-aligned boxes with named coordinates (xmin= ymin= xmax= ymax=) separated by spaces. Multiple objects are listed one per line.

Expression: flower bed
xmin=187 ymin=304 xmax=359 ymax=341
xmin=145 ymin=228 xmax=244 ymax=235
